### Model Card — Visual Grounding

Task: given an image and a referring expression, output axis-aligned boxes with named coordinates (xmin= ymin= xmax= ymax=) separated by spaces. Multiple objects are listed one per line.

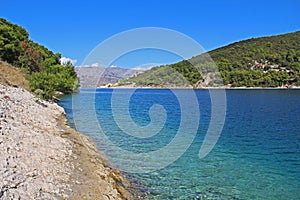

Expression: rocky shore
xmin=0 ymin=84 xmax=136 ymax=199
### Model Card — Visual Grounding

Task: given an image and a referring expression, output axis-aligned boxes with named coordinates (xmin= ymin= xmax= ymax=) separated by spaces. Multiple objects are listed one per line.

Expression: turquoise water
xmin=58 ymin=89 xmax=300 ymax=199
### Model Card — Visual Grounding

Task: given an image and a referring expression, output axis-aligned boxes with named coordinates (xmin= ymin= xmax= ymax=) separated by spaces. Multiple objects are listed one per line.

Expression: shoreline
xmin=57 ymin=114 xmax=147 ymax=200
xmin=57 ymin=114 xmax=135 ymax=200
xmin=88 ymin=86 xmax=300 ymax=90
xmin=0 ymin=84 xmax=143 ymax=199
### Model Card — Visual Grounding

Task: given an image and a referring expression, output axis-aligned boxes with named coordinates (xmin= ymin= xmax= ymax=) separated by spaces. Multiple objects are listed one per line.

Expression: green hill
xmin=0 ymin=18 xmax=78 ymax=99
xmin=118 ymin=31 xmax=300 ymax=88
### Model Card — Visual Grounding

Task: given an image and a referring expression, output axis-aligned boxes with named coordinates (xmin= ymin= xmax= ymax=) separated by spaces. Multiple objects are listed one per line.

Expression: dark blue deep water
xmin=58 ymin=89 xmax=300 ymax=200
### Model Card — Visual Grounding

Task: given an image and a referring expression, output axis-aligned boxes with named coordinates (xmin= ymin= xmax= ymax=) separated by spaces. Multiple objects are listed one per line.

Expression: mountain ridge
xmin=75 ymin=66 xmax=143 ymax=88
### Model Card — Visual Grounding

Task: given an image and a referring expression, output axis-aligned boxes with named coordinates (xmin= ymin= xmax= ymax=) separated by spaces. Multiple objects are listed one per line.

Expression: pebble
xmin=0 ymin=84 xmax=133 ymax=200
xmin=0 ymin=84 xmax=74 ymax=199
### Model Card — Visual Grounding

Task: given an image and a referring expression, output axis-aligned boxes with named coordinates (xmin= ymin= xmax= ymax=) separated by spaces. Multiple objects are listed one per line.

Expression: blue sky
xmin=1 ymin=0 xmax=299 ymax=68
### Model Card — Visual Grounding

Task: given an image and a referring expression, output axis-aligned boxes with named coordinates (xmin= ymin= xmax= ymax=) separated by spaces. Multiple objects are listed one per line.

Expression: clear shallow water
xmin=58 ymin=89 xmax=300 ymax=200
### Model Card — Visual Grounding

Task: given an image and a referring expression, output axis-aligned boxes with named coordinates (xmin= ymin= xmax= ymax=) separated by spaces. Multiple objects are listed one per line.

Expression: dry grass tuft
xmin=0 ymin=61 xmax=29 ymax=90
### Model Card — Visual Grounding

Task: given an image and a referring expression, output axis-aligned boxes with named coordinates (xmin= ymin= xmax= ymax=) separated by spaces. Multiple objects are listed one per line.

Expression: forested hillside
xmin=0 ymin=18 xmax=78 ymax=99
xmin=118 ymin=31 xmax=300 ymax=88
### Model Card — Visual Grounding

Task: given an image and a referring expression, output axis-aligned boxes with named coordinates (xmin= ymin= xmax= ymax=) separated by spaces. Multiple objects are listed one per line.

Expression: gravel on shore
xmin=0 ymin=84 xmax=136 ymax=199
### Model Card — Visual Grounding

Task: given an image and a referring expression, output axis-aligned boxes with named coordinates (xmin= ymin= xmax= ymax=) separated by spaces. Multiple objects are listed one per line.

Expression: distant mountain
xmin=75 ymin=66 xmax=143 ymax=88
xmin=117 ymin=31 xmax=300 ymax=88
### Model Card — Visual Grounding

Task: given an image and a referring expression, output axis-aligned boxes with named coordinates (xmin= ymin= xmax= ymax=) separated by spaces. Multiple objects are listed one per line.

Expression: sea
xmin=58 ymin=89 xmax=300 ymax=200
